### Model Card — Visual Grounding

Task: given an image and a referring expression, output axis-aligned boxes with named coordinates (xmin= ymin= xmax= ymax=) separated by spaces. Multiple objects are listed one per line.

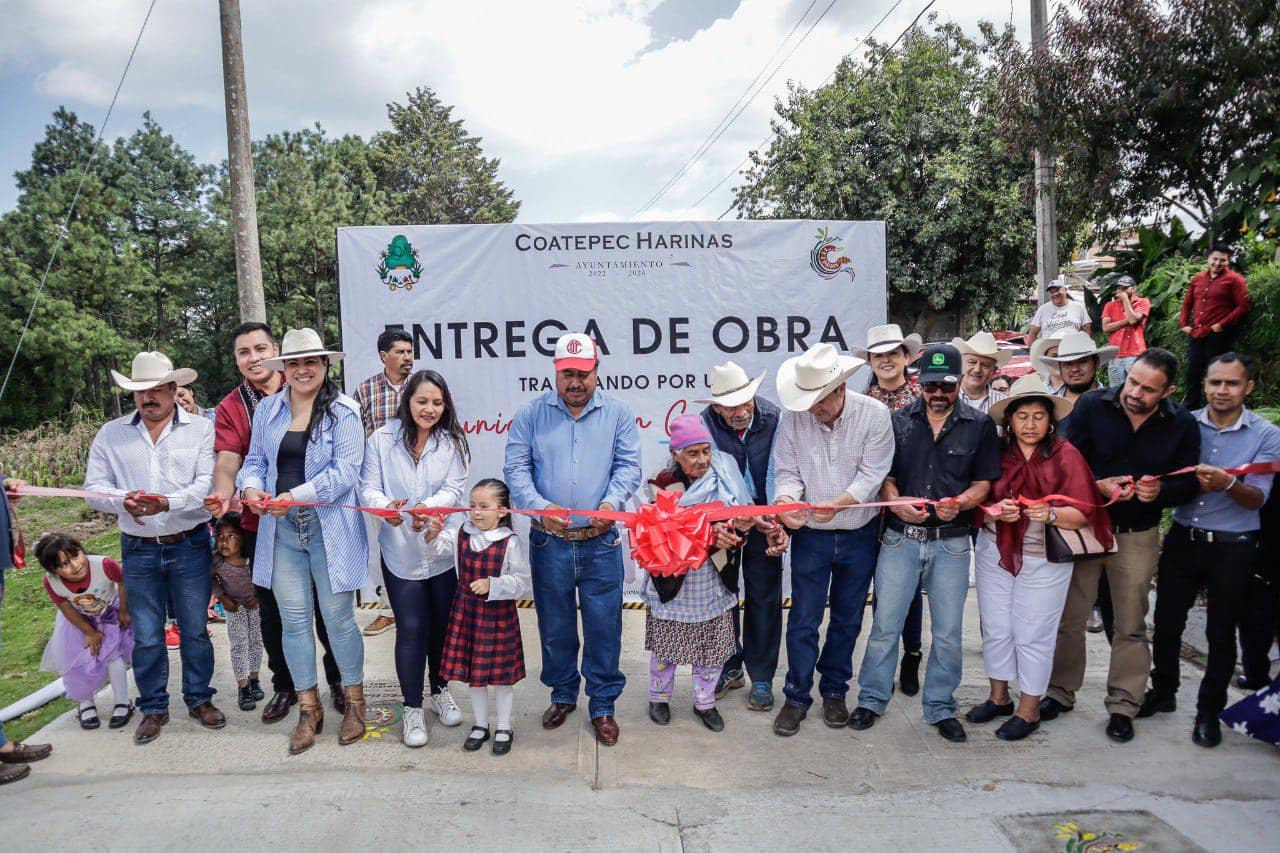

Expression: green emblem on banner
xmin=376 ymin=235 xmax=423 ymax=292
xmin=931 ymin=352 xmax=946 ymax=366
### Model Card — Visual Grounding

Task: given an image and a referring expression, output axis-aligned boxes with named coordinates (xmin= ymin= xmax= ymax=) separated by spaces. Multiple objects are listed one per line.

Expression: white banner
xmin=337 ymin=220 xmax=886 ymax=594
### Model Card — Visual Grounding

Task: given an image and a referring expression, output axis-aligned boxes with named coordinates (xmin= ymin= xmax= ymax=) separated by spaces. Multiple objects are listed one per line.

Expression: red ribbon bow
xmin=627 ymin=491 xmax=716 ymax=578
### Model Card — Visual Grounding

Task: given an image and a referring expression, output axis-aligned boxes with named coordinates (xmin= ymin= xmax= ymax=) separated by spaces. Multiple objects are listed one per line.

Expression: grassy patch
xmin=2 ymin=498 xmax=118 ymax=742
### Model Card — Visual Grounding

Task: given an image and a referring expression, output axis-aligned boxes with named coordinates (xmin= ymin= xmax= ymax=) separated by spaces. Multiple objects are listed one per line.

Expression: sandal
xmin=491 ymin=729 xmax=514 ymax=756
xmin=78 ymin=706 xmax=101 ymax=730
xmin=109 ymin=703 xmax=134 ymax=729
xmin=463 ymin=725 xmax=490 ymax=752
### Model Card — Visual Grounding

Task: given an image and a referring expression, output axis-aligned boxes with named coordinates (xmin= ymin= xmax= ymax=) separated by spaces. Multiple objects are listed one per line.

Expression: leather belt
xmin=886 ymin=520 xmax=970 ymax=542
xmin=127 ymin=524 xmax=207 ymax=545
xmin=1173 ymin=523 xmax=1257 ymax=546
xmin=531 ymin=520 xmax=609 ymax=542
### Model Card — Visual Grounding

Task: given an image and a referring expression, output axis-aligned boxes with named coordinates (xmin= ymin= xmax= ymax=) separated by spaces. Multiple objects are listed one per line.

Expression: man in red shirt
xmin=203 ymin=322 xmax=344 ymax=723
xmin=1101 ymin=275 xmax=1150 ymax=388
xmin=1180 ymin=245 xmax=1250 ymax=409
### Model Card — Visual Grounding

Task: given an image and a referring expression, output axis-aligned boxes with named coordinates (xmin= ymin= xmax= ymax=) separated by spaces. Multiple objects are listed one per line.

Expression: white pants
xmin=362 ymin=515 xmax=392 ymax=613
xmin=974 ymin=530 xmax=1072 ymax=696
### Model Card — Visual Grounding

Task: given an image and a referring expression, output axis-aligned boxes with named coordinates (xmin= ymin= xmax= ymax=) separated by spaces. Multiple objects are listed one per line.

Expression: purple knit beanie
xmin=668 ymin=414 xmax=712 ymax=451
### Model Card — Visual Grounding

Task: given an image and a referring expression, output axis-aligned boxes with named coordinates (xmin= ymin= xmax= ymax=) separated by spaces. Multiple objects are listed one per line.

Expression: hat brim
xmin=917 ymin=369 xmax=961 ymax=384
xmin=775 ymin=355 xmax=865 ymax=412
xmin=950 ymin=338 xmax=1013 ymax=367
xmin=1039 ymin=346 xmax=1120 ymax=368
xmin=259 ymin=350 xmax=345 ymax=372
xmin=693 ymin=372 xmax=765 ymax=407
xmin=988 ymin=390 xmax=1074 ymax=423
xmin=111 ymin=368 xmax=198 ymax=392
xmin=852 ymin=334 xmax=923 ymax=361
xmin=554 ymin=357 xmax=598 ymax=373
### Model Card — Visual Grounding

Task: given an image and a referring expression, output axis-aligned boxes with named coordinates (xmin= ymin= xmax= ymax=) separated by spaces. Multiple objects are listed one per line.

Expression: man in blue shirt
xmin=1142 ymin=353 xmax=1280 ymax=747
xmin=504 ymin=332 xmax=642 ymax=746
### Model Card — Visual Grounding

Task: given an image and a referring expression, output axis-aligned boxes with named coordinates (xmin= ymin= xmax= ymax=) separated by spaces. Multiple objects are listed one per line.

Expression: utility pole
xmin=219 ymin=0 xmax=266 ymax=322
xmin=1031 ymin=0 xmax=1058 ymax=305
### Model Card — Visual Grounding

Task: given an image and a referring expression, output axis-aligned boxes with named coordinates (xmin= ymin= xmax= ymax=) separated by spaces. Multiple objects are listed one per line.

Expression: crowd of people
xmin=0 ymin=246 xmax=1277 ymax=787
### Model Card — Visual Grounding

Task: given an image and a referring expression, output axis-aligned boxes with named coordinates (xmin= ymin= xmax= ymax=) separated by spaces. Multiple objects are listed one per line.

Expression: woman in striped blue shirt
xmin=239 ymin=328 xmax=369 ymax=755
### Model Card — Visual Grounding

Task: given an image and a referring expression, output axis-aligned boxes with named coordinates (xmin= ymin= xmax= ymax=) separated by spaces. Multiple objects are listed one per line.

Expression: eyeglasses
xmin=921 ymin=382 xmax=958 ymax=393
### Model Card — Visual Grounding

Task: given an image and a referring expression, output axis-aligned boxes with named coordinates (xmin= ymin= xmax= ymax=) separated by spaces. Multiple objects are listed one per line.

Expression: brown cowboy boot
xmin=289 ymin=689 xmax=324 ymax=755
xmin=338 ymin=683 xmax=367 ymax=745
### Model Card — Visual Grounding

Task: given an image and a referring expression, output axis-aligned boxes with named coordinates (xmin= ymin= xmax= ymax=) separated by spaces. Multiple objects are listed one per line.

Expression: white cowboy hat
xmin=775 ymin=343 xmax=865 ymax=412
xmin=950 ymin=331 xmax=1013 ymax=367
xmin=988 ymin=373 xmax=1074 ymax=422
xmin=851 ymin=323 xmax=923 ymax=360
xmin=259 ymin=327 xmax=345 ymax=371
xmin=110 ymin=351 xmax=197 ymax=392
xmin=694 ymin=361 xmax=765 ymax=407
xmin=1037 ymin=330 xmax=1119 ymax=367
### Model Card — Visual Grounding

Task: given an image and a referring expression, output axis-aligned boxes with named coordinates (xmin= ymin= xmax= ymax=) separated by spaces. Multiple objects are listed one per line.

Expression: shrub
xmin=0 ymin=408 xmax=101 ymax=486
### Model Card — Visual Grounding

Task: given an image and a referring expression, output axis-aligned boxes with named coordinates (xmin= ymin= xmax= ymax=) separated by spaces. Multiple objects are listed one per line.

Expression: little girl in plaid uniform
xmin=430 ymin=479 xmax=530 ymax=755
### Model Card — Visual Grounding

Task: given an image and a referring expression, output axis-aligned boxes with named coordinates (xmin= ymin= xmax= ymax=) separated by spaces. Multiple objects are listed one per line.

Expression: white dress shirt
xmin=360 ymin=419 xmax=468 ymax=580
xmin=84 ymin=406 xmax=215 ymax=537
xmin=770 ymin=386 xmax=894 ymax=530
xmin=426 ymin=519 xmax=531 ymax=600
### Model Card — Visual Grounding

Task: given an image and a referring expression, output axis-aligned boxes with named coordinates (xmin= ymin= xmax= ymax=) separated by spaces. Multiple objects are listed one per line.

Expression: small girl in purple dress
xmin=37 ymin=534 xmax=135 ymax=730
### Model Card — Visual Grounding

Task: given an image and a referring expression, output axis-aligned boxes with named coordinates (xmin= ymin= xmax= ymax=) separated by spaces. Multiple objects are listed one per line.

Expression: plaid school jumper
xmin=440 ymin=531 xmax=526 ymax=686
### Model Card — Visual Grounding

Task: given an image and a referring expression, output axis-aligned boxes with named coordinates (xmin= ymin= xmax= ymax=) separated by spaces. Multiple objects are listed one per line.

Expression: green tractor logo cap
xmin=931 ymin=352 xmax=946 ymax=366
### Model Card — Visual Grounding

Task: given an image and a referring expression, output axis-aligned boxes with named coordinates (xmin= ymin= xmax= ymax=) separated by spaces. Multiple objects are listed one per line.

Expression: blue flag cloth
xmin=1220 ymin=675 xmax=1280 ymax=746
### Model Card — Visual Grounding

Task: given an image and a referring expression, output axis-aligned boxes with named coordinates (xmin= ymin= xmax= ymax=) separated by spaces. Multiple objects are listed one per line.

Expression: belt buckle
xmin=902 ymin=524 xmax=927 ymax=542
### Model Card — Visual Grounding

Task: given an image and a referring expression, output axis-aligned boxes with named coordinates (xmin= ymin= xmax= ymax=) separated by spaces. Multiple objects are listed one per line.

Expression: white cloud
xmin=1 ymin=0 xmax=1029 ymax=221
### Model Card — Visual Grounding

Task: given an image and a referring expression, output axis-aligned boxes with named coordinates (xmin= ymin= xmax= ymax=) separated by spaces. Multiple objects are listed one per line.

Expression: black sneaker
xmin=694 ymin=707 xmax=725 ymax=732
xmin=714 ymin=669 xmax=745 ymax=700
xmin=238 ymin=684 xmax=256 ymax=712
xmin=648 ymin=702 xmax=671 ymax=726
xmin=247 ymin=677 xmax=265 ymax=701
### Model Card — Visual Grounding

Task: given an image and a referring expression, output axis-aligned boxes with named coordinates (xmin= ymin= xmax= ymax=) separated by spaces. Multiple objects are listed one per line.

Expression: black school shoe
xmin=463 ymin=726 xmax=490 ymax=751
xmin=109 ymin=704 xmax=134 ymax=729
xmin=238 ymin=684 xmax=256 ymax=712
xmin=78 ymin=706 xmax=100 ymax=730
xmin=933 ymin=718 xmax=967 ymax=743
xmin=492 ymin=729 xmax=514 ymax=755
xmin=1136 ymin=690 xmax=1176 ymax=718
xmin=1192 ymin=715 xmax=1222 ymax=748
xmin=649 ymin=702 xmax=671 ymax=726
xmin=247 ymin=677 xmax=265 ymax=701
xmin=1105 ymin=713 xmax=1134 ymax=743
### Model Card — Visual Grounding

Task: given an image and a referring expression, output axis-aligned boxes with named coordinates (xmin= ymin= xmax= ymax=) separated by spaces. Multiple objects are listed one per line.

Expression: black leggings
xmin=382 ymin=564 xmax=457 ymax=707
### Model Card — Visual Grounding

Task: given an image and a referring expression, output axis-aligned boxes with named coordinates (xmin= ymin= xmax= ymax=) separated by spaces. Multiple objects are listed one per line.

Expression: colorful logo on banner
xmin=809 ymin=226 xmax=856 ymax=281
xmin=375 ymin=235 xmax=423 ymax=292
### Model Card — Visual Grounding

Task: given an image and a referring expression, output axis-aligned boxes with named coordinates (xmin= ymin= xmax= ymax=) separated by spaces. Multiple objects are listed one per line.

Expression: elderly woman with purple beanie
xmin=640 ymin=414 xmax=754 ymax=732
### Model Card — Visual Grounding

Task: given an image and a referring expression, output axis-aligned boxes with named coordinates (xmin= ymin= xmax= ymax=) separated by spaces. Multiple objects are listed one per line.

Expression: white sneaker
xmin=430 ymin=688 xmax=463 ymax=727
xmin=402 ymin=706 xmax=428 ymax=747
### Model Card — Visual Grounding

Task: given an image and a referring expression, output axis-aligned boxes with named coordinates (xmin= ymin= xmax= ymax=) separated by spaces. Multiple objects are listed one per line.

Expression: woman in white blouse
xmin=360 ymin=370 xmax=469 ymax=747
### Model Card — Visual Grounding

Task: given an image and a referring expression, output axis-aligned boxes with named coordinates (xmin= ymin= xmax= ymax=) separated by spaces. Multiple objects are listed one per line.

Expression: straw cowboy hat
xmin=1029 ymin=333 xmax=1061 ymax=376
xmin=950 ymin=331 xmax=1013 ymax=367
xmin=695 ymin=361 xmax=765 ymax=407
xmin=851 ymin=323 xmax=923 ymax=360
xmin=260 ymin=327 xmax=345 ymax=371
xmin=1037 ymin=330 xmax=1118 ymax=367
xmin=988 ymin=373 xmax=1074 ymax=422
xmin=110 ymin=351 xmax=197 ymax=392
xmin=776 ymin=343 xmax=865 ymax=412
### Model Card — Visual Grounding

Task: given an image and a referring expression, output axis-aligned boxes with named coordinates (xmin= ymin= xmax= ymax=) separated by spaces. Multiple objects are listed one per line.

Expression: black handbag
xmin=1044 ymin=524 xmax=1116 ymax=563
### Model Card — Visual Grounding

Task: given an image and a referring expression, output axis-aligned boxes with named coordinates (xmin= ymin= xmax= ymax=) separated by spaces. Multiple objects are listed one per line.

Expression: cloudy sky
xmin=0 ymin=0 xmax=1029 ymax=222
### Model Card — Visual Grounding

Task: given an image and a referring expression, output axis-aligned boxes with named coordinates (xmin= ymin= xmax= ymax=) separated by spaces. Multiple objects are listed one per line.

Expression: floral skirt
xmin=644 ymin=610 xmax=735 ymax=667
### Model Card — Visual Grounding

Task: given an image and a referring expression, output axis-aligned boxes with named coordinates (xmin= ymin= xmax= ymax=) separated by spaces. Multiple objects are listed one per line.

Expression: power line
xmin=0 ymin=0 xmax=161 ymax=407
xmin=713 ymin=0 xmax=938 ymax=220
xmin=630 ymin=1 xmax=819 ymax=221
xmin=632 ymin=0 xmax=845 ymax=220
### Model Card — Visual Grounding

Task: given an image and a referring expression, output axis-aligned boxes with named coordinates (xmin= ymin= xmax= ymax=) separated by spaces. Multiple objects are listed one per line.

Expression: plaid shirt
xmin=353 ymin=372 xmax=402 ymax=437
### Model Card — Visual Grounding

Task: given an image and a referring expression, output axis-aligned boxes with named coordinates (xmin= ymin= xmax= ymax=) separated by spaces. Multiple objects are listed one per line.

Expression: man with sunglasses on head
xmin=851 ymin=344 xmax=1001 ymax=743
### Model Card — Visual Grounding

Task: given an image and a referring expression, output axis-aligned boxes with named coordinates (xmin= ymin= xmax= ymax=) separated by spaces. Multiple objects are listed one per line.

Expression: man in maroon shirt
xmin=1181 ymin=244 xmax=1250 ymax=409
xmin=203 ymin=322 xmax=344 ymax=723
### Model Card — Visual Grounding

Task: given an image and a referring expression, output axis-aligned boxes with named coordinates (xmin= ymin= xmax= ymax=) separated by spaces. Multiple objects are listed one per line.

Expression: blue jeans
xmin=783 ymin=523 xmax=879 ymax=710
xmin=857 ymin=529 xmax=971 ymax=724
xmin=529 ymin=526 xmax=625 ymax=718
xmin=872 ymin=582 xmax=924 ymax=655
xmin=121 ymin=528 xmax=216 ymax=714
xmin=271 ymin=509 xmax=364 ymax=691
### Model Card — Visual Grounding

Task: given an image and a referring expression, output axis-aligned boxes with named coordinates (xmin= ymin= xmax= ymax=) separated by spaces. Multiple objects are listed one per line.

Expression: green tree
xmin=372 ymin=87 xmax=520 ymax=225
xmin=733 ymin=21 xmax=1075 ymax=333
xmin=993 ymin=0 xmax=1279 ymax=241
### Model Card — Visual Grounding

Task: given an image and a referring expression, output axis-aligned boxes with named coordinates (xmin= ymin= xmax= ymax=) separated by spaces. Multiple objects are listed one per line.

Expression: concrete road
xmin=4 ymin=595 xmax=1277 ymax=851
